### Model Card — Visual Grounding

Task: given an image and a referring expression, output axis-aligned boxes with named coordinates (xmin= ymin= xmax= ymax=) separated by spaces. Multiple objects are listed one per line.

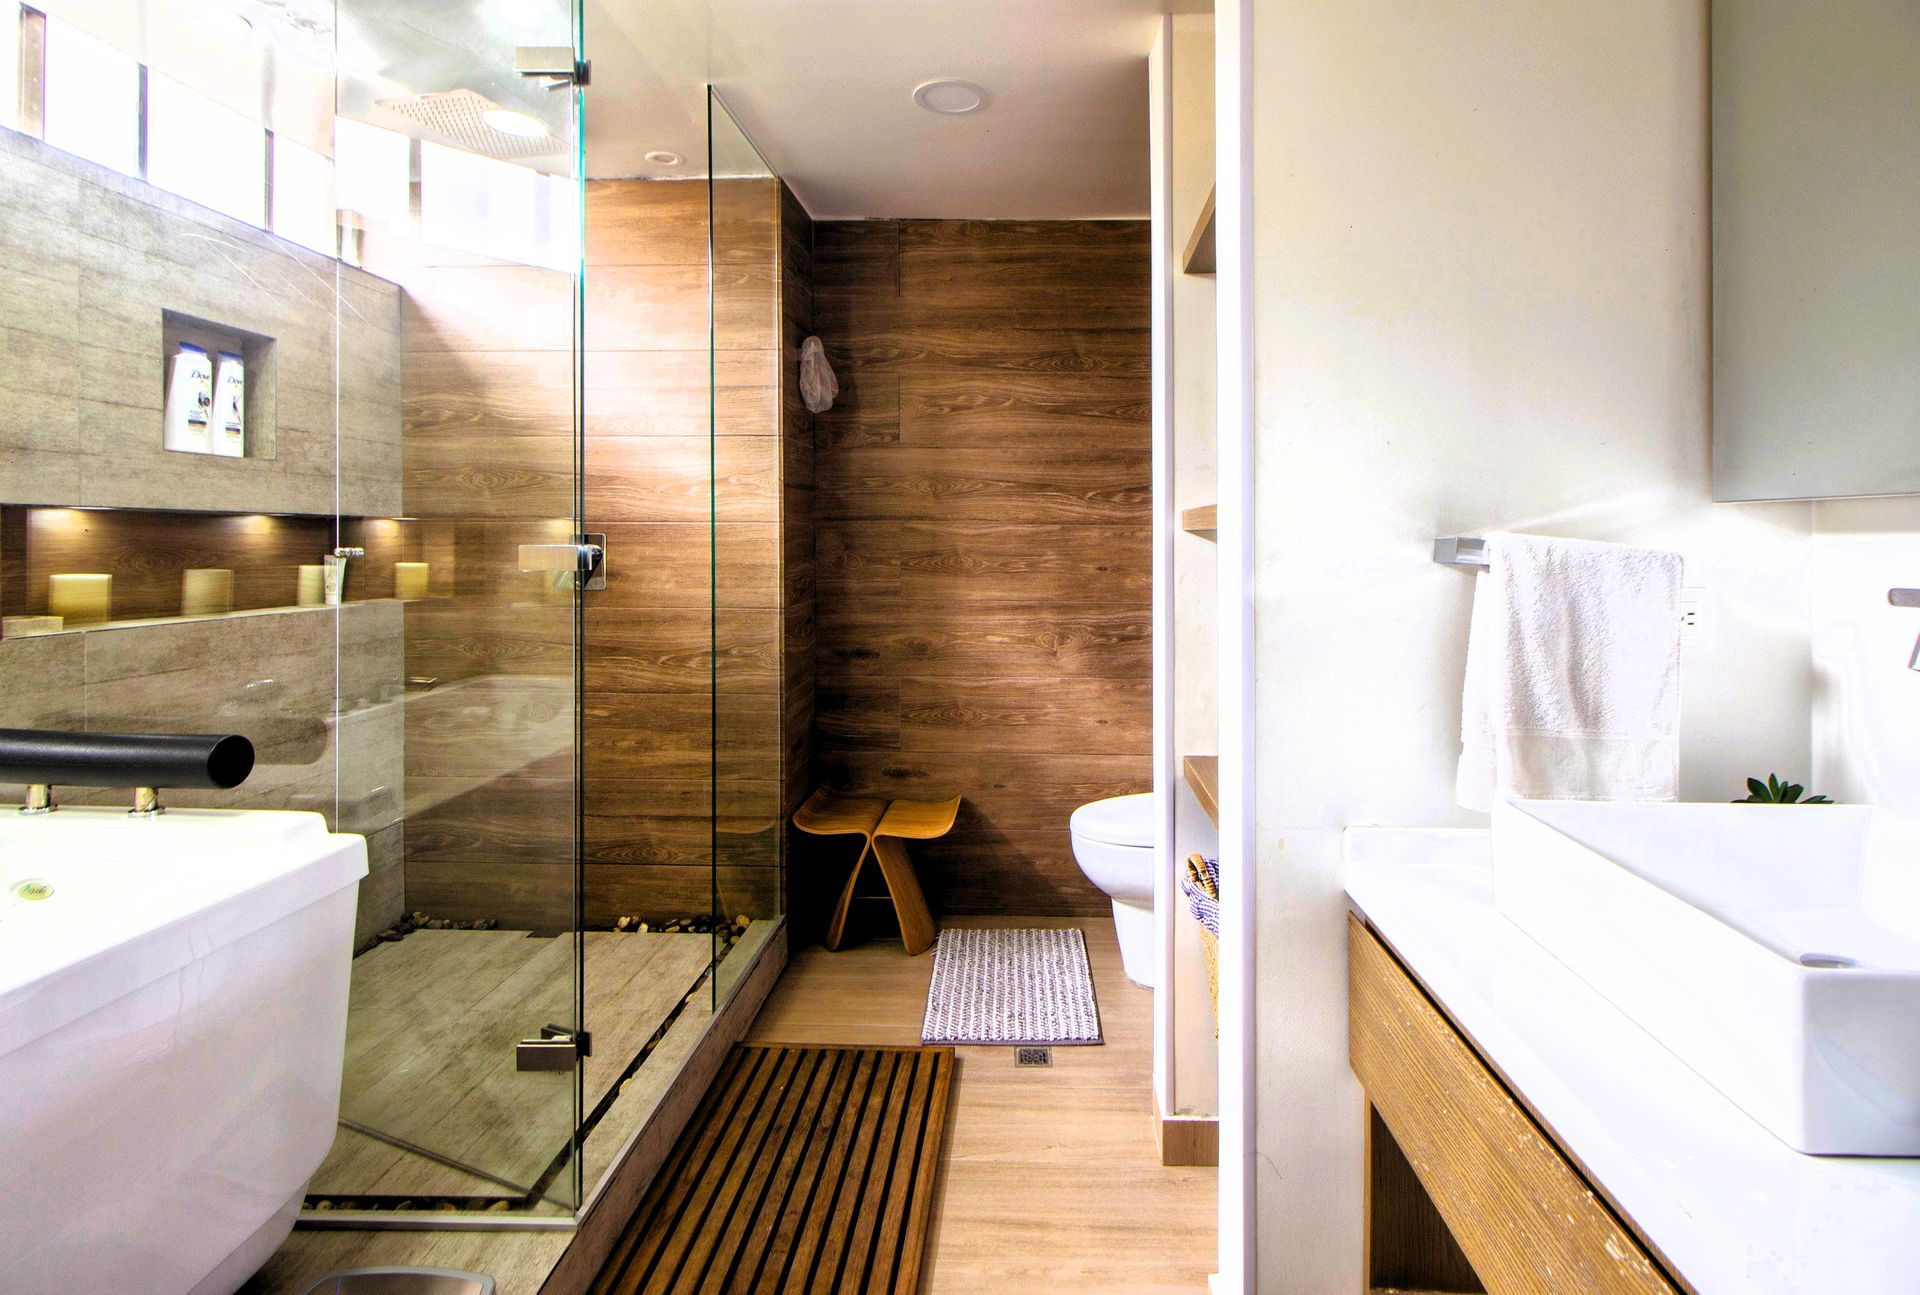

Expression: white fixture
xmin=1492 ymin=799 xmax=1920 ymax=1155
xmin=912 ymin=78 xmax=987 ymax=115
xmin=0 ymin=808 xmax=368 ymax=1294
xmin=644 ymin=150 xmax=684 ymax=166
xmin=479 ymin=107 xmax=549 ymax=139
xmin=1070 ymin=793 xmax=1156 ymax=988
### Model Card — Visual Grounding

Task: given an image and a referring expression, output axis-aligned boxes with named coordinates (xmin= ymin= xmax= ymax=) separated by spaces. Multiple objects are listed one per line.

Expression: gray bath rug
xmin=920 ymin=927 xmax=1103 ymax=1046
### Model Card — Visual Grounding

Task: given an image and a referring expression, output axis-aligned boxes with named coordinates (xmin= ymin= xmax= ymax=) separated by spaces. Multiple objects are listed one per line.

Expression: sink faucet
xmin=1890 ymin=589 xmax=1920 ymax=671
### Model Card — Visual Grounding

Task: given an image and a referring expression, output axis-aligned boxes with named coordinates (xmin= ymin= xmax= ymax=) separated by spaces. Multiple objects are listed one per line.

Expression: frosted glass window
xmin=0 ymin=7 xmax=19 ymax=135
xmin=147 ymin=73 xmax=266 ymax=225
xmin=334 ymin=117 xmax=410 ymax=229
xmin=42 ymin=20 xmax=140 ymax=176
xmin=272 ymin=135 xmax=336 ymax=255
xmin=421 ymin=141 xmax=576 ymax=271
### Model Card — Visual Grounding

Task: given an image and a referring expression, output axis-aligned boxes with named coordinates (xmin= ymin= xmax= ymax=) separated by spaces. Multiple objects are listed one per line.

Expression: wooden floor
xmin=590 ymin=1044 xmax=955 ymax=1295
xmin=311 ymin=928 xmax=714 ymax=1203
xmin=748 ymin=917 xmax=1216 ymax=1293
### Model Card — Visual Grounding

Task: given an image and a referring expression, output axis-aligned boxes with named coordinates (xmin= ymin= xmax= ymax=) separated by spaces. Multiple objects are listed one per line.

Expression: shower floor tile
xmin=308 ymin=928 xmax=714 ymax=1204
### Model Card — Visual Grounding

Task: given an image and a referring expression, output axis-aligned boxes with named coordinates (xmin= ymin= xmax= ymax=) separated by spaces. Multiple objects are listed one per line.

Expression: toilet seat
xmin=1068 ymin=792 xmax=1154 ymax=848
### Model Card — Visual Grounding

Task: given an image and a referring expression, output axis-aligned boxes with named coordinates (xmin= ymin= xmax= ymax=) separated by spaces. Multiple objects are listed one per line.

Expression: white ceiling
xmin=584 ymin=0 xmax=1208 ymax=219
xmin=43 ymin=0 xmax=1201 ymax=219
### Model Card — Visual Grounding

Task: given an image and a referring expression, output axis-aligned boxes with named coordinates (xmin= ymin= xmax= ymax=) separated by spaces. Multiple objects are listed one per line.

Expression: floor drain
xmin=1015 ymin=1047 xmax=1052 ymax=1068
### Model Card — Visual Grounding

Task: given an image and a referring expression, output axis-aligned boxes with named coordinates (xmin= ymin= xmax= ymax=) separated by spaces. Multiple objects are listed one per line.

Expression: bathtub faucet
xmin=0 ymin=729 xmax=257 ymax=818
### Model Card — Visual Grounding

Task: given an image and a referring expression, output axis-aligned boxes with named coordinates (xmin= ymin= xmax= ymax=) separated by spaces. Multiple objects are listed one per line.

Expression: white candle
xmin=181 ymin=568 xmax=233 ymax=617
xmin=394 ymin=562 xmax=430 ymax=601
xmin=297 ymin=564 xmax=325 ymax=607
xmin=48 ymin=574 xmax=111 ymax=626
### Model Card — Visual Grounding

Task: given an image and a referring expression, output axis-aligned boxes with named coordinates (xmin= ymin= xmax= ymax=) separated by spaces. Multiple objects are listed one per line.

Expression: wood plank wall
xmin=810 ymin=221 xmax=1152 ymax=916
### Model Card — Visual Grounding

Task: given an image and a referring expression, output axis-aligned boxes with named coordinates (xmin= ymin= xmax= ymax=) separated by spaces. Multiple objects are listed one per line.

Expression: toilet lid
xmin=1070 ymin=793 xmax=1155 ymax=848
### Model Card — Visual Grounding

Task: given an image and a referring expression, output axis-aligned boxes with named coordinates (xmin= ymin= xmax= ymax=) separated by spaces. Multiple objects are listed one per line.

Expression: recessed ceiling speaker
xmin=913 ymin=79 xmax=988 ymax=115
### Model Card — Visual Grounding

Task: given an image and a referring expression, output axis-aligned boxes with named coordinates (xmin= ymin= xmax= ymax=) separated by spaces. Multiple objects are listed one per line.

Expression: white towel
xmin=1456 ymin=531 xmax=1683 ymax=812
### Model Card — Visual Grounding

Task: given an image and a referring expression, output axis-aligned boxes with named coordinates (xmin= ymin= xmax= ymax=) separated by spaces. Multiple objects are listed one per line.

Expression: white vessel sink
xmin=1491 ymin=799 xmax=1920 ymax=1155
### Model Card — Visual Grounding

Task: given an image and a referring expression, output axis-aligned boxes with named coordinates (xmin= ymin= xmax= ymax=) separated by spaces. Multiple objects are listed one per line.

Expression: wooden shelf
xmin=1182 ymin=186 xmax=1217 ymax=275
xmin=1181 ymin=505 xmax=1217 ymax=538
xmin=1183 ymin=755 xmax=1219 ymax=827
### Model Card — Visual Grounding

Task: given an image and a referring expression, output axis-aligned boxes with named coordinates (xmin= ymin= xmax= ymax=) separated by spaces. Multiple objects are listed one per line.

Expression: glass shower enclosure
xmin=312 ymin=0 xmax=594 ymax=1220
xmin=0 ymin=0 xmax=777 ymax=1235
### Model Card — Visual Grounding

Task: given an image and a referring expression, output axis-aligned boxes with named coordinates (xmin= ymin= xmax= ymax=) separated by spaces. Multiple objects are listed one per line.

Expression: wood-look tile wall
xmin=583 ymin=177 xmax=811 ymax=931
xmin=380 ymin=179 xmax=811 ymax=931
xmin=368 ymin=230 xmax=578 ymax=932
xmin=810 ymin=221 xmax=1152 ymax=916
xmin=0 ymin=128 xmax=401 ymax=515
xmin=0 ymin=128 xmax=406 ymax=947
xmin=778 ymin=186 xmax=818 ymax=910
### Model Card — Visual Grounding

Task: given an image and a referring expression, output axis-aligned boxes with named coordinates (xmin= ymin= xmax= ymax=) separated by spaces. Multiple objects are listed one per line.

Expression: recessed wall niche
xmin=160 ymin=310 xmax=277 ymax=460
xmin=0 ymin=506 xmax=423 ymax=634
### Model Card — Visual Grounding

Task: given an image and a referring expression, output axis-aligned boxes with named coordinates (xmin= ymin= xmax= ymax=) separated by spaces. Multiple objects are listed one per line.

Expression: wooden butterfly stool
xmin=792 ymin=789 xmax=960 ymax=956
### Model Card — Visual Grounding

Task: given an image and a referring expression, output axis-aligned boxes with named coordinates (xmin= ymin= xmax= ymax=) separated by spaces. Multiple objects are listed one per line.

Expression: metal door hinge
xmin=516 ymin=47 xmax=590 ymax=89
xmin=516 ymin=1024 xmax=591 ymax=1071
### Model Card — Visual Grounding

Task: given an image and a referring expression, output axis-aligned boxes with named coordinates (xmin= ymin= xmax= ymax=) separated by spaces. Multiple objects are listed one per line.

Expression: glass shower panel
xmin=326 ymin=0 xmax=587 ymax=1217
xmin=0 ymin=0 xmax=596 ymax=1225
xmin=571 ymin=48 xmax=731 ymax=1196
xmin=707 ymin=91 xmax=787 ymax=1008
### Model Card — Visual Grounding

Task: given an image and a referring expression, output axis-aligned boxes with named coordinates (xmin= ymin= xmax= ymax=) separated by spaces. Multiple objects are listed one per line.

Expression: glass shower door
xmin=317 ymin=0 xmax=589 ymax=1219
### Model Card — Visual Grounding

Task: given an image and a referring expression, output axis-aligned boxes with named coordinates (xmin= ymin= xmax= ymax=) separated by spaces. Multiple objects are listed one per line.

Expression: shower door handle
xmin=517 ymin=534 xmax=607 ymax=591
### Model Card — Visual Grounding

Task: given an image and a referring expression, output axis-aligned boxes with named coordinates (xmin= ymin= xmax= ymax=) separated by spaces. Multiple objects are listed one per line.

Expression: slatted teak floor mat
xmin=589 ymin=1044 xmax=956 ymax=1295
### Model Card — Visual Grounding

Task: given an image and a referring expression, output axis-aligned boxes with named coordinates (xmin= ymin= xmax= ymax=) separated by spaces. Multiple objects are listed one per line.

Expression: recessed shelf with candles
xmin=0 ymin=506 xmax=436 ymax=638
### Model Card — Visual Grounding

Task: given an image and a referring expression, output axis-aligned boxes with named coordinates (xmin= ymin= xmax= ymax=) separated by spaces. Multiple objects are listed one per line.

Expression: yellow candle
xmin=48 ymin=574 xmax=111 ymax=626
xmin=297 ymin=565 xmax=325 ymax=607
xmin=180 ymin=568 xmax=233 ymax=617
xmin=394 ymin=561 xmax=430 ymax=600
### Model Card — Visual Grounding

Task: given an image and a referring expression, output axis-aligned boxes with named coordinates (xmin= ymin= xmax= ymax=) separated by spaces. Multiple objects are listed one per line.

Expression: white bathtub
xmin=0 ymin=808 xmax=367 ymax=1295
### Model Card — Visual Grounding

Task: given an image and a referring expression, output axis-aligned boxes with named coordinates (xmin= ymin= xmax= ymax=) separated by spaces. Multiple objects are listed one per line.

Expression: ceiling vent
xmin=373 ymin=89 xmax=559 ymax=160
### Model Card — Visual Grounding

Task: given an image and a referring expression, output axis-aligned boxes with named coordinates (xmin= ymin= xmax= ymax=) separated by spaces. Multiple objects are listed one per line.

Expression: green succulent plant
xmin=1734 ymin=774 xmax=1832 ymax=805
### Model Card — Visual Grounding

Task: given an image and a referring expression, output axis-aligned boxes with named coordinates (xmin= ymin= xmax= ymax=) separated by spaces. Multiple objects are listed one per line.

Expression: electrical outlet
xmin=1680 ymin=587 xmax=1716 ymax=654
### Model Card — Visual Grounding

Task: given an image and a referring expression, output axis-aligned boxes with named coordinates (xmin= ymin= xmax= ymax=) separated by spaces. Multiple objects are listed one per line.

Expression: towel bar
xmin=1433 ymin=536 xmax=1489 ymax=569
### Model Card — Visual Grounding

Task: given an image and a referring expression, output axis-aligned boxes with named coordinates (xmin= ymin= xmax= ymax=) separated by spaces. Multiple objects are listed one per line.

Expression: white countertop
xmin=1345 ymin=829 xmax=1920 ymax=1295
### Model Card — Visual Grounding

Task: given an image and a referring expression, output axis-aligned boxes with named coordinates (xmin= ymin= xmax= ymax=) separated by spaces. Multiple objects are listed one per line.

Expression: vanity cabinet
xmin=1348 ymin=915 xmax=1685 ymax=1295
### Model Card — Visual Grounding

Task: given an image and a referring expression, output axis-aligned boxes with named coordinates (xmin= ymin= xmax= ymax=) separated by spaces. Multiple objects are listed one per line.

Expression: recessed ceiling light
xmin=480 ymin=108 xmax=549 ymax=139
xmin=913 ymin=79 xmax=988 ymax=115
xmin=645 ymin=150 xmax=684 ymax=166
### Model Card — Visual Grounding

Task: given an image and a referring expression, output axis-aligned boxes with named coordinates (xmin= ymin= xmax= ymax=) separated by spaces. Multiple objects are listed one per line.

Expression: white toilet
xmin=1069 ymin=792 xmax=1157 ymax=988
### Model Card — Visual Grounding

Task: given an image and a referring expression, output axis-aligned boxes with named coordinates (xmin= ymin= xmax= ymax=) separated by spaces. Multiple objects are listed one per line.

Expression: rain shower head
xmin=373 ymin=88 xmax=559 ymax=159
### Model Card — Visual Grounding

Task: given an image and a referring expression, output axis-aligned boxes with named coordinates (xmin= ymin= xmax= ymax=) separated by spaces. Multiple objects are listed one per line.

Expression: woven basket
xmin=1182 ymin=853 xmax=1221 ymax=1026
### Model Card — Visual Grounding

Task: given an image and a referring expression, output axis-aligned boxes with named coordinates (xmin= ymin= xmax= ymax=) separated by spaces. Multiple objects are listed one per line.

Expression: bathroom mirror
xmin=1710 ymin=0 xmax=1920 ymax=501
